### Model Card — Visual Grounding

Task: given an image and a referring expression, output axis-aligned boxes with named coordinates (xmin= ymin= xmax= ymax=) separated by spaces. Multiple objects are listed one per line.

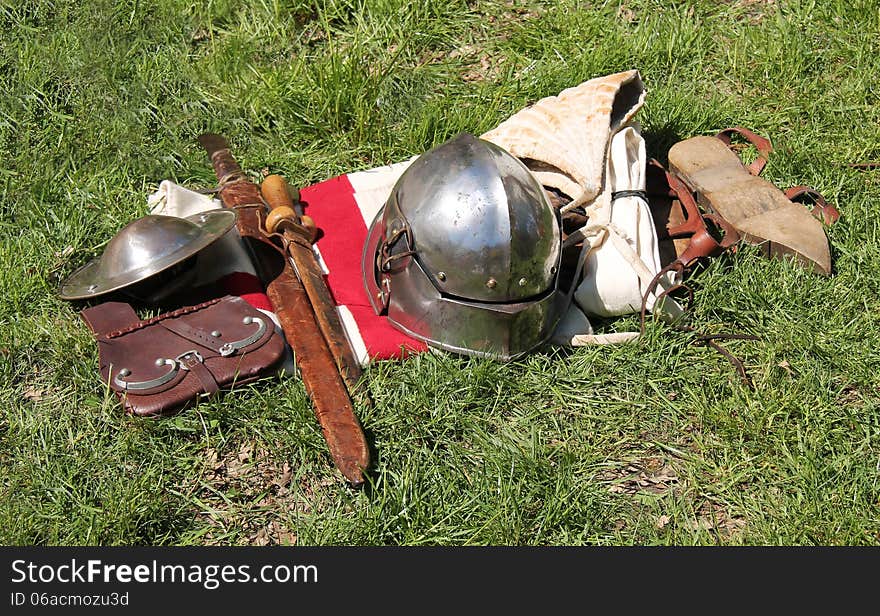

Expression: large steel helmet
xmin=362 ymin=132 xmax=565 ymax=360
xmin=59 ymin=210 xmax=236 ymax=301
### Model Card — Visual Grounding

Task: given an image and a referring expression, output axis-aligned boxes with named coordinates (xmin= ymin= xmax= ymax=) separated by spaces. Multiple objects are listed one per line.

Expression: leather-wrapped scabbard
xmin=198 ymin=134 xmax=370 ymax=486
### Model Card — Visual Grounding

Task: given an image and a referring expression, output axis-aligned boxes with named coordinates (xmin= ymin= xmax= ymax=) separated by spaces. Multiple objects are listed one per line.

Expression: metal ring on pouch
xmin=218 ymin=316 xmax=266 ymax=356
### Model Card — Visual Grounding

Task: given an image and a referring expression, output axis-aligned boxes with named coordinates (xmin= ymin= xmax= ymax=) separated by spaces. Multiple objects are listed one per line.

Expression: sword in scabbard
xmin=197 ymin=133 xmax=370 ymax=486
xmin=260 ymin=174 xmax=367 ymax=396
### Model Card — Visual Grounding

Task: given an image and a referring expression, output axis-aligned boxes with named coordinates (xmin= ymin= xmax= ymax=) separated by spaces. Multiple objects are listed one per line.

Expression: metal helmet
xmin=59 ymin=210 xmax=237 ymax=301
xmin=362 ymin=132 xmax=565 ymax=361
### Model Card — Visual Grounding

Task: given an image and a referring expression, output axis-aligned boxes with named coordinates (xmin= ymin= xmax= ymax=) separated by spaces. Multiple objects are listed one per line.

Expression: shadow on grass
xmin=643 ymin=125 xmax=685 ymax=168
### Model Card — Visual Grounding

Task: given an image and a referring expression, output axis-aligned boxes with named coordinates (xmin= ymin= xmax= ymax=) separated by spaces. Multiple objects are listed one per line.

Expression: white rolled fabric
xmin=573 ymin=125 xmax=682 ymax=321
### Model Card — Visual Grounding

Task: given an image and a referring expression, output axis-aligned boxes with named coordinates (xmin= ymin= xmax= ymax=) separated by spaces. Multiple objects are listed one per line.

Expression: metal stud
xmin=437 ymin=271 xmax=447 ymax=282
xmin=518 ymin=277 xmax=527 ymax=286
xmin=486 ymin=278 xmax=497 ymax=289
xmin=211 ymin=330 xmax=222 ymax=338
xmin=119 ymin=368 xmax=131 ymax=377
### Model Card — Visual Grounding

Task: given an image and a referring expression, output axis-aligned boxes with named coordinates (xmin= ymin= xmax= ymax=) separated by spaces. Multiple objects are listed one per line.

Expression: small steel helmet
xmin=59 ymin=210 xmax=236 ymax=301
xmin=362 ymin=132 xmax=565 ymax=360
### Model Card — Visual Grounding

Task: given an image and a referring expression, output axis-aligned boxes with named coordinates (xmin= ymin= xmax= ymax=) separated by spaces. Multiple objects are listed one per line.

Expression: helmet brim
xmin=58 ymin=209 xmax=237 ymax=300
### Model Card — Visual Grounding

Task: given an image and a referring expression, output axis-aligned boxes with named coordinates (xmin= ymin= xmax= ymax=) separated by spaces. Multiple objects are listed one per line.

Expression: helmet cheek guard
xmin=362 ymin=133 xmax=565 ymax=361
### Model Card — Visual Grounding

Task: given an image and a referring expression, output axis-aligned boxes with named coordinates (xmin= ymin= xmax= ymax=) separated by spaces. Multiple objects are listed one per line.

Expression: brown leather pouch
xmin=80 ymin=295 xmax=286 ymax=417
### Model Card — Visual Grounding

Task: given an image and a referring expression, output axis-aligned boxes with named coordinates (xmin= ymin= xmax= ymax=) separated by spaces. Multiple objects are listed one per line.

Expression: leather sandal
xmin=667 ymin=127 xmax=837 ymax=275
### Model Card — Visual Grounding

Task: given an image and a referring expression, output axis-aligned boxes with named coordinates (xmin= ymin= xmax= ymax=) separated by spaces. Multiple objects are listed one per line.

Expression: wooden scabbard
xmin=198 ymin=134 xmax=369 ymax=486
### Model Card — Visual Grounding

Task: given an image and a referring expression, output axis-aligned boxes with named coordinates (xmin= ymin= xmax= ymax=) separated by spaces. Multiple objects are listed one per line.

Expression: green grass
xmin=1 ymin=0 xmax=879 ymax=545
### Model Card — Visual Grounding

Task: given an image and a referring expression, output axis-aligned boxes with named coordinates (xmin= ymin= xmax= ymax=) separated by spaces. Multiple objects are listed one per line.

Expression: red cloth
xmin=300 ymin=174 xmax=426 ymax=362
xmin=219 ymin=271 xmax=275 ymax=312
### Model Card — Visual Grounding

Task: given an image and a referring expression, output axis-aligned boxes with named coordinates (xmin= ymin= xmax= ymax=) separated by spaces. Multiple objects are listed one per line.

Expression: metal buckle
xmin=176 ymin=350 xmax=205 ymax=369
xmin=113 ymin=349 xmax=206 ymax=391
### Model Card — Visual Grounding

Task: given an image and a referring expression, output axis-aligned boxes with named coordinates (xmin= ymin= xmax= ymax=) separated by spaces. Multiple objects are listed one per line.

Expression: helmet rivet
xmin=211 ymin=330 xmax=222 ymax=338
xmin=486 ymin=278 xmax=497 ymax=289
xmin=518 ymin=277 xmax=527 ymax=286
xmin=87 ymin=284 xmax=98 ymax=293
xmin=119 ymin=368 xmax=131 ymax=377
xmin=437 ymin=271 xmax=447 ymax=282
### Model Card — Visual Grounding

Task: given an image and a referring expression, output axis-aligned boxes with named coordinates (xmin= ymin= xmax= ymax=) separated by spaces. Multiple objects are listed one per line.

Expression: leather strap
xmin=80 ymin=302 xmax=140 ymax=337
xmin=641 ymin=158 xmax=759 ymax=385
xmin=648 ymin=158 xmax=740 ymax=268
xmin=179 ymin=352 xmax=220 ymax=395
xmin=715 ymin=127 xmax=773 ymax=176
xmin=160 ymin=319 xmax=225 ymax=353
xmin=784 ymin=185 xmax=841 ymax=225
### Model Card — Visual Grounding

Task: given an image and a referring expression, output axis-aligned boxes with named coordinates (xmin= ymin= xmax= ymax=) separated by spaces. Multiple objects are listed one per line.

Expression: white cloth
xmin=552 ymin=124 xmax=683 ymax=347
xmin=481 ymin=70 xmax=647 ymax=208
xmin=572 ymin=126 xmax=682 ymax=323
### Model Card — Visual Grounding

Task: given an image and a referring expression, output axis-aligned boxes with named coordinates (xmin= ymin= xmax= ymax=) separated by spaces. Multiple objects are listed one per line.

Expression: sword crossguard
xmin=264 ymin=206 xmax=317 ymax=242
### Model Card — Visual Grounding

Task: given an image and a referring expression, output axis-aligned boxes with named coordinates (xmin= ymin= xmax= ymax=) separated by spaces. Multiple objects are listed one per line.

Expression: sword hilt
xmin=261 ymin=174 xmax=317 ymax=241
